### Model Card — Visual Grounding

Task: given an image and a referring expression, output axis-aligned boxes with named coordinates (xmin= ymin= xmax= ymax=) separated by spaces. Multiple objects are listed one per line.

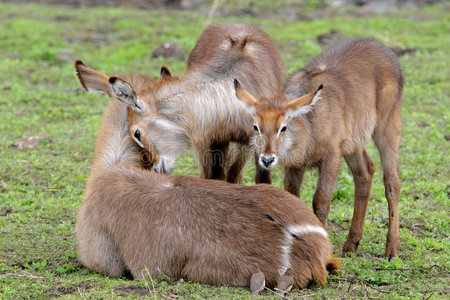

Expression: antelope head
xmin=75 ymin=60 xmax=184 ymax=174
xmin=234 ymin=79 xmax=323 ymax=169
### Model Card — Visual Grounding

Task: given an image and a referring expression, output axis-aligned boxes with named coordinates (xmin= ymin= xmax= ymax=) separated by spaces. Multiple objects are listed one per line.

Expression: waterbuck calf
xmin=235 ymin=38 xmax=403 ymax=259
xmin=75 ymin=23 xmax=285 ymax=183
xmin=76 ymin=96 xmax=340 ymax=288
xmin=75 ymin=60 xmax=174 ymax=169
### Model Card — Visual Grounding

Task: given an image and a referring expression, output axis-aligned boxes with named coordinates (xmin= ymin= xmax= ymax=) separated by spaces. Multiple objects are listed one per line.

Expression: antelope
xmin=75 ymin=60 xmax=176 ymax=170
xmin=235 ymin=38 xmax=403 ymax=259
xmin=74 ymin=23 xmax=286 ymax=183
xmin=75 ymin=93 xmax=340 ymax=288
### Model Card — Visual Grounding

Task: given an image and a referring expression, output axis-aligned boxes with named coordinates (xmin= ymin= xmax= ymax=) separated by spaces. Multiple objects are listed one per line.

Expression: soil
xmin=114 ymin=284 xmax=150 ymax=296
xmin=45 ymin=286 xmax=75 ymax=297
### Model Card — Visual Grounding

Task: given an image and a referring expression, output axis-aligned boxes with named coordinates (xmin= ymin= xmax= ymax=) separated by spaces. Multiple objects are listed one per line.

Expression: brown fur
xmin=75 ymin=98 xmax=339 ymax=288
xmin=75 ymin=23 xmax=286 ymax=183
xmin=184 ymin=23 xmax=286 ymax=183
xmin=75 ymin=60 xmax=179 ymax=168
xmin=187 ymin=23 xmax=285 ymax=96
xmin=235 ymin=38 xmax=403 ymax=259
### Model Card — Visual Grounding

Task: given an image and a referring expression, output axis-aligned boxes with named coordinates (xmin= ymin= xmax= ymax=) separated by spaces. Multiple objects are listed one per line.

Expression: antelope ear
xmin=109 ymin=77 xmax=145 ymax=112
xmin=74 ymin=60 xmax=111 ymax=95
xmin=234 ymin=79 xmax=259 ymax=110
xmin=285 ymin=85 xmax=323 ymax=118
xmin=160 ymin=66 xmax=172 ymax=79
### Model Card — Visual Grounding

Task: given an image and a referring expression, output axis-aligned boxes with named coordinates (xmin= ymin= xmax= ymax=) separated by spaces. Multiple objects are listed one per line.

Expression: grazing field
xmin=0 ymin=2 xmax=449 ymax=298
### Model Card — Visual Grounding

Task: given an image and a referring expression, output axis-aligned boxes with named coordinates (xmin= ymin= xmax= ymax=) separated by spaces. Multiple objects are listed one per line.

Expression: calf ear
xmin=108 ymin=77 xmax=145 ymax=112
xmin=160 ymin=66 xmax=172 ymax=79
xmin=234 ymin=79 xmax=259 ymax=111
xmin=75 ymin=60 xmax=111 ymax=95
xmin=75 ymin=60 xmax=145 ymax=112
xmin=285 ymin=85 xmax=323 ymax=118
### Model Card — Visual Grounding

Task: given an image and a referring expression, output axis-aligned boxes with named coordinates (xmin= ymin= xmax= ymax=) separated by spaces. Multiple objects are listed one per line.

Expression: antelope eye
xmin=280 ymin=125 xmax=287 ymax=132
xmin=134 ymin=129 xmax=141 ymax=141
xmin=253 ymin=125 xmax=259 ymax=131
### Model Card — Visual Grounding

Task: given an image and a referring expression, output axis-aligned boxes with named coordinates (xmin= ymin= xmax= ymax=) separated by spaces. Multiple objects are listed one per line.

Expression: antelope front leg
xmin=313 ymin=155 xmax=341 ymax=225
xmin=284 ymin=166 xmax=306 ymax=197
xmin=196 ymin=143 xmax=228 ymax=180
xmin=226 ymin=143 xmax=251 ymax=184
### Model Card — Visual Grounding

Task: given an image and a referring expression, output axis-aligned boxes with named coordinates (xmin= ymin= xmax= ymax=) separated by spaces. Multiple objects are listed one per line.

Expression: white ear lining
xmin=311 ymin=88 xmax=322 ymax=106
xmin=287 ymin=89 xmax=322 ymax=119
xmin=153 ymin=118 xmax=186 ymax=134
xmin=237 ymin=98 xmax=256 ymax=115
xmin=110 ymin=79 xmax=145 ymax=112
xmin=87 ymin=87 xmax=108 ymax=94
xmin=133 ymin=97 xmax=146 ymax=112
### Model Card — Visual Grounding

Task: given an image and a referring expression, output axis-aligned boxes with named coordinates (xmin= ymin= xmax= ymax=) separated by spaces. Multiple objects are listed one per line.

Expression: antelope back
xmin=187 ymin=23 xmax=285 ymax=97
xmin=284 ymin=38 xmax=402 ymax=156
xmin=78 ymin=164 xmax=337 ymax=288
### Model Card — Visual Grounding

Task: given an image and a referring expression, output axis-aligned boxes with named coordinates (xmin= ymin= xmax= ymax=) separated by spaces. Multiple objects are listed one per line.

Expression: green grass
xmin=0 ymin=2 xmax=449 ymax=299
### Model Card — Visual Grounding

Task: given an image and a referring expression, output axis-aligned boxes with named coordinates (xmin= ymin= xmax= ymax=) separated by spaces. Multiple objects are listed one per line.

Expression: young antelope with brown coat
xmin=75 ymin=94 xmax=340 ymax=288
xmin=75 ymin=60 xmax=174 ymax=169
xmin=235 ymin=38 xmax=403 ymax=259
xmin=75 ymin=23 xmax=285 ymax=183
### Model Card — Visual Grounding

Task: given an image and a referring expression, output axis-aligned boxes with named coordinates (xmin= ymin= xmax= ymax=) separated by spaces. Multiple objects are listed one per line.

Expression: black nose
xmin=261 ymin=156 xmax=275 ymax=167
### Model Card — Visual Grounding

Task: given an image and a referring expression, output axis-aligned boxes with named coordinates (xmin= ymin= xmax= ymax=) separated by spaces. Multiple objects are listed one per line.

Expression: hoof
xmin=384 ymin=248 xmax=399 ymax=261
xmin=387 ymin=255 xmax=397 ymax=262
xmin=340 ymin=252 xmax=352 ymax=258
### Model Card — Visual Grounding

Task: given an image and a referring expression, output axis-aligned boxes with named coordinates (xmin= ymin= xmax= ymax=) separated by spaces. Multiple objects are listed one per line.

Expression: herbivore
xmin=75 ymin=23 xmax=286 ymax=183
xmin=75 ymin=61 xmax=176 ymax=169
xmin=75 ymin=94 xmax=340 ymax=288
xmin=235 ymin=38 xmax=403 ymax=259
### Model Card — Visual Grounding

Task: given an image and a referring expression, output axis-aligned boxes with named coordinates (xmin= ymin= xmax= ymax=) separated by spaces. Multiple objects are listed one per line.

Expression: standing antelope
xmin=75 ymin=23 xmax=286 ymax=183
xmin=75 ymin=92 xmax=340 ymax=288
xmin=235 ymin=38 xmax=403 ymax=259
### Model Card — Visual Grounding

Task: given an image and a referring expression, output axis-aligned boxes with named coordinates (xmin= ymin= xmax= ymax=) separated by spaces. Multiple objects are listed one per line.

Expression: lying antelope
xmin=75 ymin=93 xmax=340 ymax=288
xmin=235 ymin=38 xmax=403 ymax=259
xmin=75 ymin=61 xmax=175 ymax=169
xmin=75 ymin=23 xmax=286 ymax=183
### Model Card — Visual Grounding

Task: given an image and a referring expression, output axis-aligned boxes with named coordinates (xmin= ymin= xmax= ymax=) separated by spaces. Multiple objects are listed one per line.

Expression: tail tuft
xmin=326 ymin=257 xmax=342 ymax=275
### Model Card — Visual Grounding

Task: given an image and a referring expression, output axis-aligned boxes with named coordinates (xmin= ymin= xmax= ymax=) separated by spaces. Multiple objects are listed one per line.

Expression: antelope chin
xmin=153 ymin=157 xmax=176 ymax=174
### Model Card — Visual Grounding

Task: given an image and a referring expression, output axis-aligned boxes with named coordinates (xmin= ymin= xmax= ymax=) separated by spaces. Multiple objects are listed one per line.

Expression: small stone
xmin=13 ymin=134 xmax=52 ymax=150
xmin=389 ymin=46 xmax=417 ymax=57
xmin=57 ymin=49 xmax=75 ymax=63
xmin=317 ymin=29 xmax=343 ymax=47
xmin=78 ymin=281 xmax=91 ymax=291
xmin=0 ymin=206 xmax=13 ymax=217
xmin=152 ymin=42 xmax=185 ymax=61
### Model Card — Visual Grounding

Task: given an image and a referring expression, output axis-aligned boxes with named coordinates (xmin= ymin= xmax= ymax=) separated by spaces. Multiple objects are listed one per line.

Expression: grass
xmin=0 ymin=2 xmax=449 ymax=298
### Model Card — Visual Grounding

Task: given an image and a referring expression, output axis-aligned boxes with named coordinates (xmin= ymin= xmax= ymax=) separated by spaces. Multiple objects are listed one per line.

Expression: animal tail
xmin=326 ymin=256 xmax=342 ymax=275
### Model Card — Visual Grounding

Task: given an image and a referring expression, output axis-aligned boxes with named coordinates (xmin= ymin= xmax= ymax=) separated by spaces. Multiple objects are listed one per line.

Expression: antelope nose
xmin=153 ymin=160 xmax=167 ymax=174
xmin=261 ymin=156 xmax=275 ymax=167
